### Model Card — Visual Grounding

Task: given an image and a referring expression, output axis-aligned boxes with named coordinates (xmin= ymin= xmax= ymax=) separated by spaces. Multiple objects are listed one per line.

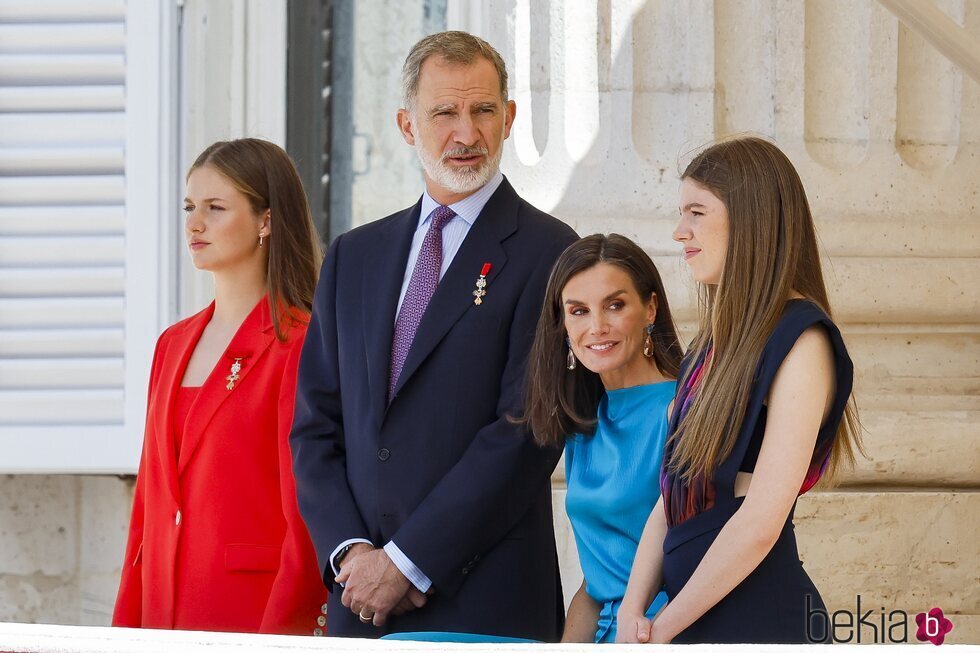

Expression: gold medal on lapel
xmin=472 ymin=263 xmax=492 ymax=305
xmin=226 ymin=357 xmax=243 ymax=390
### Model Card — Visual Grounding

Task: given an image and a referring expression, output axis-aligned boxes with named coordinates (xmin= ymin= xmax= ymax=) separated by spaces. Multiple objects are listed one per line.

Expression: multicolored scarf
xmin=801 ymin=434 xmax=833 ymax=494
xmin=660 ymin=346 xmax=715 ymax=528
xmin=661 ymin=344 xmax=835 ymax=528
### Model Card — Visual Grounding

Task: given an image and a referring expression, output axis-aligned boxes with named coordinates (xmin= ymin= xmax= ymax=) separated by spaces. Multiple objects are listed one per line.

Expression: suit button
xmin=313 ymin=627 xmax=323 ymax=636
xmin=321 ymin=603 xmax=328 ymax=615
xmin=175 ymin=510 xmax=182 ymax=526
xmin=378 ymin=448 xmax=390 ymax=461
xmin=317 ymin=615 xmax=326 ymax=627
xmin=461 ymin=567 xmax=469 ymax=575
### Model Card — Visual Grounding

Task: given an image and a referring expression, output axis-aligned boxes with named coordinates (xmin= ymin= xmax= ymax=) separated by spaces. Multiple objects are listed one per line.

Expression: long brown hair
xmin=518 ymin=234 xmax=684 ymax=448
xmin=189 ymin=139 xmax=323 ymax=341
xmin=670 ymin=136 xmax=863 ymax=483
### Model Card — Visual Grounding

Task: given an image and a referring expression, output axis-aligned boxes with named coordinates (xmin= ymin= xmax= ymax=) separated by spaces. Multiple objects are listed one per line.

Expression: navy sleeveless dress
xmin=660 ymin=300 xmax=853 ymax=644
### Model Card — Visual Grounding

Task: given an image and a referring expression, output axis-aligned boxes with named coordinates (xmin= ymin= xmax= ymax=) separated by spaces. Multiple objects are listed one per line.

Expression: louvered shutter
xmin=0 ymin=0 xmax=173 ymax=472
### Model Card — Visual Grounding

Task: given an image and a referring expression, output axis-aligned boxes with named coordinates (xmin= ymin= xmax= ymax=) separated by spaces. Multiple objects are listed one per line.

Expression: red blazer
xmin=113 ymin=299 xmax=327 ymax=634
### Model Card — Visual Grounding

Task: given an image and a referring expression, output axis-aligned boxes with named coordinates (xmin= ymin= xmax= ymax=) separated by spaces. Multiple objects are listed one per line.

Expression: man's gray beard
xmin=415 ymin=139 xmax=502 ymax=196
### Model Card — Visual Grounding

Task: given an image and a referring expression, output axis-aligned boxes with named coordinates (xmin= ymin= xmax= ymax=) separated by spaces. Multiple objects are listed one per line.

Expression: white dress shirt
xmin=331 ymin=171 xmax=504 ymax=594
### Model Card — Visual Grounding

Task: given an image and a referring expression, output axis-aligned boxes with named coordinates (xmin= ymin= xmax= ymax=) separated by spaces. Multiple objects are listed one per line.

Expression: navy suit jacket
xmin=290 ymin=178 xmax=577 ymax=640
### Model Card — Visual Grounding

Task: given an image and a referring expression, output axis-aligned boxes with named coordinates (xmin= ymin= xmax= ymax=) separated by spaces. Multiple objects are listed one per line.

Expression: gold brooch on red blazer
xmin=225 ymin=354 xmax=247 ymax=390
xmin=472 ymin=263 xmax=492 ymax=305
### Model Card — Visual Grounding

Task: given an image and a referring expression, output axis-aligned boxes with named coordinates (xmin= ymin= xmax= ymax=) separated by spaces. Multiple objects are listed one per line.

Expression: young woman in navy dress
xmin=617 ymin=137 xmax=863 ymax=644
xmin=520 ymin=234 xmax=683 ymax=642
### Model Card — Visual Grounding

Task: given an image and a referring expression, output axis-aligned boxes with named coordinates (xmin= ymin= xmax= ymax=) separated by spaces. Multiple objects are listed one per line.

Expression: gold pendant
xmin=225 ymin=357 xmax=243 ymax=390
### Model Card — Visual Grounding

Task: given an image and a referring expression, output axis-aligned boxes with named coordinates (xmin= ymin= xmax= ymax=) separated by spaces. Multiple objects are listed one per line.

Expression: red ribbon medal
xmin=473 ymin=263 xmax=492 ymax=305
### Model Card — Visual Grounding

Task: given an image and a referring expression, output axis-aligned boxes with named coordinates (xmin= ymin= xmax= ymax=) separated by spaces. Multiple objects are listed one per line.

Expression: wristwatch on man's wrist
xmin=335 ymin=543 xmax=357 ymax=568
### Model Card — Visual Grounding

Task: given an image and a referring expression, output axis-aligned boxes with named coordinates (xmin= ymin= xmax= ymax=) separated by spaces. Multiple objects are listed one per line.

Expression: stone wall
xmin=348 ymin=0 xmax=447 ymax=227
xmin=449 ymin=0 xmax=979 ymax=644
xmin=0 ymin=476 xmax=131 ymax=625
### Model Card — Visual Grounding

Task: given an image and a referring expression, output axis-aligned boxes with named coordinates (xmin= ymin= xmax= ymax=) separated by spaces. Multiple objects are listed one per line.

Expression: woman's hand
xmin=618 ymin=496 xmax=668 ymax=642
xmin=615 ymin=610 xmax=653 ymax=643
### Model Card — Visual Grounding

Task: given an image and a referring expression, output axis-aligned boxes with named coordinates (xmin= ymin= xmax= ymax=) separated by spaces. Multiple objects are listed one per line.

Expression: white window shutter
xmin=0 ymin=0 xmax=177 ymax=472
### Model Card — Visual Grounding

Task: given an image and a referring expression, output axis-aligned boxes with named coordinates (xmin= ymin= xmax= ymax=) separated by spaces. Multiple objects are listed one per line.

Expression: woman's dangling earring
xmin=566 ymin=337 xmax=576 ymax=370
xmin=259 ymin=234 xmax=265 ymax=247
xmin=643 ymin=323 xmax=655 ymax=358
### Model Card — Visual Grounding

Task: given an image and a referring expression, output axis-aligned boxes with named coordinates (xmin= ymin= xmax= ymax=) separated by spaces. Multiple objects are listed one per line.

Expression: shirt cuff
xmin=383 ymin=541 xmax=432 ymax=593
xmin=330 ymin=537 xmax=373 ymax=578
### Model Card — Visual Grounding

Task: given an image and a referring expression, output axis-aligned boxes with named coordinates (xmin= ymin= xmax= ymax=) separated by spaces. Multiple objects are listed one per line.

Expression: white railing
xmin=1 ymin=622 xmax=965 ymax=652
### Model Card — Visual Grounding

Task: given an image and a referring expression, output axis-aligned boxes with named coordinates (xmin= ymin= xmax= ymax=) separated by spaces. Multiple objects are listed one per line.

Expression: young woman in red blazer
xmin=113 ymin=139 xmax=327 ymax=634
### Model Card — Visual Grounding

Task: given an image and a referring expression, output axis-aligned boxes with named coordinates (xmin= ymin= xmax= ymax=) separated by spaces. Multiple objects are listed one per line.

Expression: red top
xmin=173 ymin=386 xmax=200 ymax=457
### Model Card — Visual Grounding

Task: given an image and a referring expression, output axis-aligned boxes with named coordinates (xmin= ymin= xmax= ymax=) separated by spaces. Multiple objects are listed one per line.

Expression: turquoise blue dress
xmin=564 ymin=381 xmax=675 ymax=643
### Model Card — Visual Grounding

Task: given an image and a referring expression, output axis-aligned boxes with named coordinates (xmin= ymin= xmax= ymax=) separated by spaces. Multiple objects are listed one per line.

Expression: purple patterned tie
xmin=389 ymin=205 xmax=456 ymax=398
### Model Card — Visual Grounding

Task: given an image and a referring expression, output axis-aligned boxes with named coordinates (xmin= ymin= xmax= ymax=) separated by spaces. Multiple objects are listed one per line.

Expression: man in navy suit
xmin=290 ymin=31 xmax=577 ymax=640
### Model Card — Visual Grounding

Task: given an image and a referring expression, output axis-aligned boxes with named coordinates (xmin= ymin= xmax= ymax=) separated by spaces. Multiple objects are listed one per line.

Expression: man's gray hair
xmin=401 ymin=31 xmax=509 ymax=111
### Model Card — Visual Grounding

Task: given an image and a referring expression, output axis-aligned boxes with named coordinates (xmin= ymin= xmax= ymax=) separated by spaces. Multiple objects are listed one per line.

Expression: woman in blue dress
xmin=519 ymin=234 xmax=684 ymax=642
xmin=617 ymin=137 xmax=864 ymax=644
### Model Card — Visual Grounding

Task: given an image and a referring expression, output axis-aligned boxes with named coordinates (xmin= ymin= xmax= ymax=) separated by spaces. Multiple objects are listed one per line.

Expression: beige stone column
xmin=450 ymin=0 xmax=979 ymax=643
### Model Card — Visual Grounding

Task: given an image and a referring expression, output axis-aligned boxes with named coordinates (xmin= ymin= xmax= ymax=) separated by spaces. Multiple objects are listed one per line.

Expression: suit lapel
xmin=154 ymin=303 xmax=214 ymax=504
xmin=177 ymin=298 xmax=276 ymax=475
xmin=390 ymin=180 xmax=519 ymax=404
xmin=363 ymin=201 xmax=423 ymax=424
